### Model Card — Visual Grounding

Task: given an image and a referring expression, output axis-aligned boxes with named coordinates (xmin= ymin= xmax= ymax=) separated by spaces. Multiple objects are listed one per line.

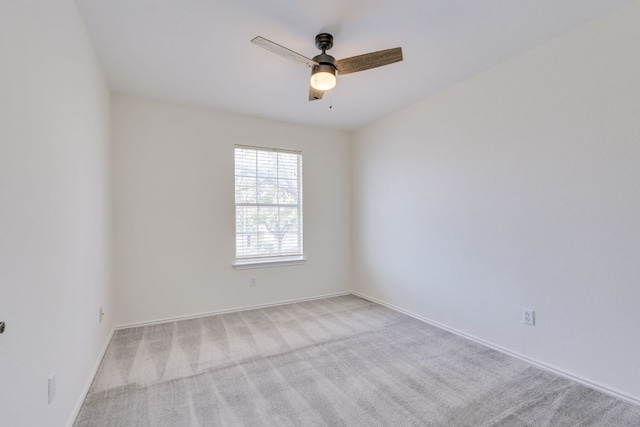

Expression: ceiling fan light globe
xmin=310 ymin=72 xmax=336 ymax=90
xmin=310 ymin=63 xmax=336 ymax=91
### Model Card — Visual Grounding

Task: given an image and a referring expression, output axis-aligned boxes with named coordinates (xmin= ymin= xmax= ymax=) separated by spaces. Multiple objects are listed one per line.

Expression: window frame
xmin=233 ymin=145 xmax=305 ymax=269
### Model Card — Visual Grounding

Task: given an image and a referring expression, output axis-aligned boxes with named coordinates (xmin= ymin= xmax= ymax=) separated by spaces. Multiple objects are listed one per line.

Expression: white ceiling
xmin=76 ymin=0 xmax=634 ymax=131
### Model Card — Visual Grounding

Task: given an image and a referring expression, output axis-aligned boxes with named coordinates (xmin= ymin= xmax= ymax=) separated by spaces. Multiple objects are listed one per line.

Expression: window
xmin=234 ymin=146 xmax=303 ymax=265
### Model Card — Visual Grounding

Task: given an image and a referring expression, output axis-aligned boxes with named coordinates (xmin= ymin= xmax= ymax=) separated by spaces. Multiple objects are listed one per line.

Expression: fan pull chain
xmin=329 ymin=88 xmax=333 ymax=109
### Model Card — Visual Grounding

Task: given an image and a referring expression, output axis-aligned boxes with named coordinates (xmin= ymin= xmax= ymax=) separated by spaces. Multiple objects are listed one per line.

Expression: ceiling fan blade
xmin=334 ymin=47 xmax=403 ymax=75
xmin=251 ymin=36 xmax=318 ymax=68
xmin=309 ymin=86 xmax=324 ymax=101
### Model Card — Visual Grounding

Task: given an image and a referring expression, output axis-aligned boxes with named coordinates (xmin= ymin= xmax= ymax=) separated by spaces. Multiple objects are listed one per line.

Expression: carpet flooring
xmin=75 ymin=295 xmax=640 ymax=426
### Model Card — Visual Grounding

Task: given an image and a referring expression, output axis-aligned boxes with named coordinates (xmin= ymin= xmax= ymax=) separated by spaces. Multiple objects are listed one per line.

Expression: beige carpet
xmin=75 ymin=295 xmax=640 ymax=426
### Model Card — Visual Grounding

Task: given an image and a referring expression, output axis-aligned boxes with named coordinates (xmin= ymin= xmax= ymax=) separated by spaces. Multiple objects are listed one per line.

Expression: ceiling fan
xmin=251 ymin=33 xmax=403 ymax=101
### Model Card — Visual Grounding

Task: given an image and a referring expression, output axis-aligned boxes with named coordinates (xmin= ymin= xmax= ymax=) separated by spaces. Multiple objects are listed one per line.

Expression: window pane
xmin=235 ymin=149 xmax=256 ymax=175
xmin=235 ymin=146 xmax=303 ymax=260
xmin=277 ymin=206 xmax=300 ymax=253
xmin=235 ymin=176 xmax=256 ymax=203
xmin=277 ymin=178 xmax=298 ymax=204
xmin=257 ymin=151 xmax=278 ymax=178
xmin=278 ymin=154 xmax=298 ymax=176
xmin=256 ymin=178 xmax=277 ymax=204
xmin=236 ymin=206 xmax=258 ymax=257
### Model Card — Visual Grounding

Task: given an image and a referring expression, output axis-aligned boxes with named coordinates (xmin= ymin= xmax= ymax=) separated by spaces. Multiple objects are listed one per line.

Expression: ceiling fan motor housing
xmin=311 ymin=62 xmax=336 ymax=76
xmin=312 ymin=50 xmax=337 ymax=77
xmin=312 ymin=53 xmax=336 ymax=67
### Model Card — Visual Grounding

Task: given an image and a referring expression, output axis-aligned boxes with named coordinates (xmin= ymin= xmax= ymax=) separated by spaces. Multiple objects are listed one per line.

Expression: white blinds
xmin=235 ymin=146 xmax=303 ymax=260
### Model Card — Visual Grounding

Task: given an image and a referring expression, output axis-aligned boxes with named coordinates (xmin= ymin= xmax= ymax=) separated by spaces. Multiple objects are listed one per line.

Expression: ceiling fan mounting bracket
xmin=315 ymin=33 xmax=334 ymax=51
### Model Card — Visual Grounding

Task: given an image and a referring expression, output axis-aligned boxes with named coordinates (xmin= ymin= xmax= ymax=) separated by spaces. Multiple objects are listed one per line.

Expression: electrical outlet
xmin=48 ymin=373 xmax=56 ymax=404
xmin=523 ymin=309 xmax=535 ymax=326
xmin=99 ymin=307 xmax=104 ymax=323
xmin=249 ymin=276 xmax=256 ymax=287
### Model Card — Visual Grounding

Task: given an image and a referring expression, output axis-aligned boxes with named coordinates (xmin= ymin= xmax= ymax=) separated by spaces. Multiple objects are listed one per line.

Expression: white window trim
xmin=233 ymin=256 xmax=306 ymax=269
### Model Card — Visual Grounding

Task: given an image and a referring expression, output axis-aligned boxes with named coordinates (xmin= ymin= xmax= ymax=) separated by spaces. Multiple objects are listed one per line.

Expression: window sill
xmin=233 ymin=257 xmax=306 ymax=269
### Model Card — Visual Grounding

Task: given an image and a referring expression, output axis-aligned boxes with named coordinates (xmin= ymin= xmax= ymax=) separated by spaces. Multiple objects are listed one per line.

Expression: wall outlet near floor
xmin=99 ymin=306 xmax=104 ymax=323
xmin=523 ymin=309 xmax=535 ymax=326
xmin=249 ymin=276 xmax=256 ymax=287
xmin=48 ymin=373 xmax=56 ymax=404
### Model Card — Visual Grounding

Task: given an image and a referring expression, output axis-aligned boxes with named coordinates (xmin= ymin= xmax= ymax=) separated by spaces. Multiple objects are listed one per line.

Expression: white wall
xmin=0 ymin=1 xmax=113 ymax=426
xmin=113 ymin=95 xmax=351 ymax=326
xmin=353 ymin=2 xmax=640 ymax=401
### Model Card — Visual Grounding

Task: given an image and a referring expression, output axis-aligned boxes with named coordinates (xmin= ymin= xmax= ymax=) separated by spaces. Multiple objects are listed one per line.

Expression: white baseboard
xmin=352 ymin=291 xmax=640 ymax=407
xmin=67 ymin=326 xmax=115 ymax=427
xmin=116 ymin=291 xmax=352 ymax=330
